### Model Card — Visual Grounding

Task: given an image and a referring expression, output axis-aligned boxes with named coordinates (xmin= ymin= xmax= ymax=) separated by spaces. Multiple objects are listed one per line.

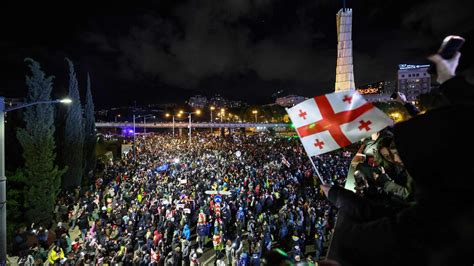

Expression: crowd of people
xmin=8 ymin=35 xmax=474 ymax=266
xmin=11 ymin=132 xmax=354 ymax=265
xmin=12 ymin=53 xmax=473 ymax=265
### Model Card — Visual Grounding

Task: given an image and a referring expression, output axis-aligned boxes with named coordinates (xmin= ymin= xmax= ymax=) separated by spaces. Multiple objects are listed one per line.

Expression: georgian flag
xmin=287 ymin=91 xmax=393 ymax=157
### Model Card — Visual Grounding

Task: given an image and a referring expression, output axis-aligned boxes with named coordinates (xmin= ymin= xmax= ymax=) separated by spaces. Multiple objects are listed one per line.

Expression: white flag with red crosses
xmin=287 ymin=91 xmax=393 ymax=157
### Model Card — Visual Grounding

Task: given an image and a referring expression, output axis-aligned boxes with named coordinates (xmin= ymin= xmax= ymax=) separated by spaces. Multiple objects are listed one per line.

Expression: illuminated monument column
xmin=335 ymin=8 xmax=355 ymax=92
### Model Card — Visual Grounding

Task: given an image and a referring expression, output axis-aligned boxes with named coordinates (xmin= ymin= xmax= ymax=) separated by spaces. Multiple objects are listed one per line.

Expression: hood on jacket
xmin=393 ymin=104 xmax=474 ymax=195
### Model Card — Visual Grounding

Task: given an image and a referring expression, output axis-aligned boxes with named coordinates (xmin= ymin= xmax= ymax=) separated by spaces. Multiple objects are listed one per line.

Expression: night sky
xmin=1 ymin=0 xmax=473 ymax=109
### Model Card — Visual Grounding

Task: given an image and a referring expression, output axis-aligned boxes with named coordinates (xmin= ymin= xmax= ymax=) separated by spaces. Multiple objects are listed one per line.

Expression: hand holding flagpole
xmin=286 ymin=108 xmax=326 ymax=184
xmin=286 ymin=91 xmax=393 ymax=186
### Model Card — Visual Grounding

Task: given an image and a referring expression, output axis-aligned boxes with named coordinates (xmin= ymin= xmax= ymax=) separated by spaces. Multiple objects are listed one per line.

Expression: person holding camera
xmin=321 ymin=40 xmax=474 ymax=265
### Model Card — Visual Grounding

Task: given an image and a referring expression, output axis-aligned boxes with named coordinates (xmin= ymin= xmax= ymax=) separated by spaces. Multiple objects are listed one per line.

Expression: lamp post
xmin=132 ymin=114 xmax=155 ymax=161
xmin=166 ymin=113 xmax=182 ymax=137
xmin=252 ymin=110 xmax=258 ymax=123
xmin=115 ymin=114 xmax=121 ymax=123
xmin=210 ymin=106 xmax=215 ymax=123
xmin=209 ymin=106 xmax=215 ymax=134
xmin=220 ymin=108 xmax=225 ymax=122
xmin=179 ymin=110 xmax=201 ymax=144
xmin=0 ymin=96 xmax=71 ymax=264
xmin=142 ymin=115 xmax=155 ymax=134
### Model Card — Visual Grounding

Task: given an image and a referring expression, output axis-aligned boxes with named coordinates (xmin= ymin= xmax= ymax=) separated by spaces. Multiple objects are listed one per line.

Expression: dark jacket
xmin=326 ymin=77 xmax=474 ymax=265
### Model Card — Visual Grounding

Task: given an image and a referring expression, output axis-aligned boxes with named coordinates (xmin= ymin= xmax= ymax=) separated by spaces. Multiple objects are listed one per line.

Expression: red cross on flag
xmin=287 ymin=91 xmax=393 ymax=156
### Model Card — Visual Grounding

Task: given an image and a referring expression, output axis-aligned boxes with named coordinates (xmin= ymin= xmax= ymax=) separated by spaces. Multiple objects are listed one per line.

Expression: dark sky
xmin=1 ymin=0 xmax=473 ymax=109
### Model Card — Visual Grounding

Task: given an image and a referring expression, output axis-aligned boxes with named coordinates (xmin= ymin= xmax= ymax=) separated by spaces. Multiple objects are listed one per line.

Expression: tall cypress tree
xmin=63 ymin=58 xmax=84 ymax=189
xmin=16 ymin=58 xmax=66 ymax=224
xmin=83 ymin=73 xmax=96 ymax=178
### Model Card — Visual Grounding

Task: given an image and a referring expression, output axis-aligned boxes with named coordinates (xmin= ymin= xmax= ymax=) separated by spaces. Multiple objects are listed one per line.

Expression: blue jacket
xmin=182 ymin=224 xmax=190 ymax=240
xmin=197 ymin=224 xmax=207 ymax=237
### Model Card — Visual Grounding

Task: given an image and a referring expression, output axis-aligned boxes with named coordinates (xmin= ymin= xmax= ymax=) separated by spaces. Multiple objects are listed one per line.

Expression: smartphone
xmin=438 ymin=35 xmax=465 ymax=59
xmin=428 ymin=35 xmax=465 ymax=74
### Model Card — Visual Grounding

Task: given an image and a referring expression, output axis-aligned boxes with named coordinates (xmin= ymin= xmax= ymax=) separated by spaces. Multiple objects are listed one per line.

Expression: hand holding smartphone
xmin=437 ymin=35 xmax=465 ymax=59
xmin=428 ymin=35 xmax=465 ymax=75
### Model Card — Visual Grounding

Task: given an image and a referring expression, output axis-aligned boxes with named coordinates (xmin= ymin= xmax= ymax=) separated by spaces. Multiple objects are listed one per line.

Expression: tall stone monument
xmin=335 ymin=7 xmax=355 ymax=92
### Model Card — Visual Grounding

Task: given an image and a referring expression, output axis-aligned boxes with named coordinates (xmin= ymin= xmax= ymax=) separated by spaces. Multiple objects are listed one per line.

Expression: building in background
xmin=208 ymin=95 xmax=226 ymax=108
xmin=275 ymin=95 xmax=307 ymax=107
xmin=397 ymin=64 xmax=431 ymax=101
xmin=187 ymin=95 xmax=208 ymax=108
xmin=335 ymin=7 xmax=355 ymax=92
xmin=227 ymin=100 xmax=246 ymax=108
xmin=207 ymin=95 xmax=247 ymax=108
xmin=357 ymin=81 xmax=396 ymax=102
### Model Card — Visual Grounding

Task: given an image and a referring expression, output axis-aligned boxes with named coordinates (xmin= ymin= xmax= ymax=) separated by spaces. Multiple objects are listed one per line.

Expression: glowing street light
xmin=209 ymin=106 xmax=216 ymax=123
xmin=209 ymin=107 xmax=216 ymax=133
xmin=165 ymin=113 xmax=180 ymax=137
xmin=252 ymin=110 xmax=258 ymax=122
xmin=220 ymin=108 xmax=225 ymax=122
xmin=1 ymin=96 xmax=72 ymax=262
xmin=180 ymin=110 xmax=201 ymax=143
xmin=59 ymin=98 xmax=72 ymax=104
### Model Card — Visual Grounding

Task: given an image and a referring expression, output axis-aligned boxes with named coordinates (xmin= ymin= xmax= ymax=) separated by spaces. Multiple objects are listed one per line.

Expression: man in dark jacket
xmin=322 ymin=51 xmax=474 ymax=265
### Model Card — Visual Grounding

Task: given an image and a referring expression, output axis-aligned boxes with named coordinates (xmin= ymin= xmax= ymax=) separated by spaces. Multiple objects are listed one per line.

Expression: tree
xmin=63 ymin=58 xmax=84 ymax=189
xmin=16 ymin=58 xmax=66 ymax=225
xmin=83 ymin=73 xmax=96 ymax=179
xmin=6 ymin=169 xmax=27 ymax=245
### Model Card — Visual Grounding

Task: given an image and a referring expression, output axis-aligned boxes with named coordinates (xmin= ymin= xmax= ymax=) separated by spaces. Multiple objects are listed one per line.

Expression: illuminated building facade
xmin=397 ymin=64 xmax=431 ymax=101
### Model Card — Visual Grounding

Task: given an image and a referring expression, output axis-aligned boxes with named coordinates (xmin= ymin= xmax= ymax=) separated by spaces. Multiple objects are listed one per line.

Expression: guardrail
xmin=96 ymin=122 xmax=291 ymax=128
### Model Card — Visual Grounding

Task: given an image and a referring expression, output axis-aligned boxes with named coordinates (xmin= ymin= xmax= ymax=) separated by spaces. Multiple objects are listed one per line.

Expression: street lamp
xmin=220 ymin=108 xmax=225 ymax=122
xmin=115 ymin=114 xmax=121 ymax=123
xmin=142 ymin=115 xmax=155 ymax=134
xmin=252 ymin=110 xmax=258 ymax=123
xmin=210 ymin=106 xmax=215 ymax=123
xmin=59 ymin=98 xmax=72 ymax=104
xmin=209 ymin=106 xmax=215 ymax=134
xmin=180 ymin=110 xmax=201 ymax=144
xmin=0 ymin=96 xmax=71 ymax=264
xmin=166 ymin=113 xmax=182 ymax=137
xmin=132 ymin=114 xmax=155 ymax=161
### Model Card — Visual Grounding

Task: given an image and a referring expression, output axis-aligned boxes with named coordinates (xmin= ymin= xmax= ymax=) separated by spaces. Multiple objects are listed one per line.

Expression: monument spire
xmin=335 ymin=4 xmax=355 ymax=92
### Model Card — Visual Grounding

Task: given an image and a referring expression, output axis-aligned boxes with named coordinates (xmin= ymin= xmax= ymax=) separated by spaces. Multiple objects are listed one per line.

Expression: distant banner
xmin=156 ymin=164 xmax=169 ymax=172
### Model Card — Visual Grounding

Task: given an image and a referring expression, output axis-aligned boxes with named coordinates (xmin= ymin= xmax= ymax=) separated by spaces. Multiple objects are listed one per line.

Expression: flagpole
xmin=308 ymin=155 xmax=325 ymax=185
xmin=286 ymin=108 xmax=326 ymax=185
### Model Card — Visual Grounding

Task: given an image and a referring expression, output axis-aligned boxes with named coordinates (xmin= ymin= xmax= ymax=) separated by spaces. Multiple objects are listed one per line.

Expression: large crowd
xmin=12 ymin=132 xmax=355 ymax=265
xmin=9 ymin=38 xmax=474 ymax=266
